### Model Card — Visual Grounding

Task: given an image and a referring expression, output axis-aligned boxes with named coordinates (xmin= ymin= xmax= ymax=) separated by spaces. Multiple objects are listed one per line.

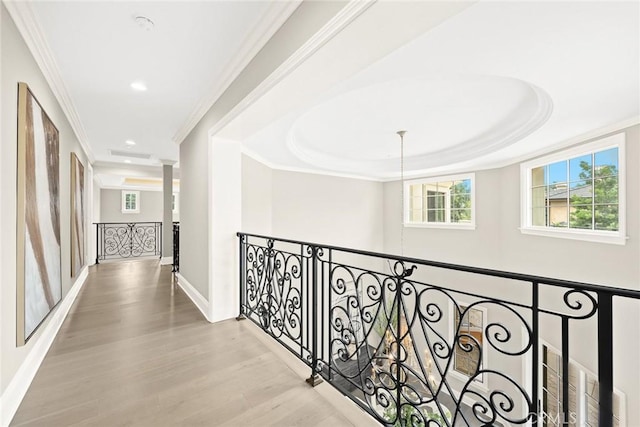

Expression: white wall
xmin=1 ymin=4 xmax=90 ymax=396
xmin=382 ymin=124 xmax=640 ymax=425
xmin=178 ymin=1 xmax=348 ymax=303
xmin=99 ymin=189 xmax=178 ymax=224
xmin=241 ymin=155 xmax=272 ymax=236
xmin=271 ymin=169 xmax=384 ymax=252
xmin=179 ymin=124 xmax=211 ymax=299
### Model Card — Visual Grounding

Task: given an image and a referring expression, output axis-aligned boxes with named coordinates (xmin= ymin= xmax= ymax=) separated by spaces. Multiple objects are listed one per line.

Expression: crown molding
xmin=203 ymin=0 xmax=376 ymax=142
xmin=240 ymin=145 xmax=382 ymax=183
xmin=173 ymin=0 xmax=302 ymax=145
xmin=4 ymin=1 xmax=95 ymax=164
xmin=241 ymin=116 xmax=640 ymax=184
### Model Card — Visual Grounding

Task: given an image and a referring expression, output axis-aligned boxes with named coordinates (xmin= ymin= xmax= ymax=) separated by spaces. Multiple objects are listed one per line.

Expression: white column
xmin=160 ymin=161 xmax=175 ymax=265
xmin=208 ymin=135 xmax=241 ymax=322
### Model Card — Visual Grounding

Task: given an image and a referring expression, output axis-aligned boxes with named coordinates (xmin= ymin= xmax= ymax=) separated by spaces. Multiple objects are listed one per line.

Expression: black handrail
xmin=95 ymin=222 xmax=162 ymax=263
xmin=236 ymin=232 xmax=639 ymax=299
xmin=237 ymin=232 xmax=639 ymax=427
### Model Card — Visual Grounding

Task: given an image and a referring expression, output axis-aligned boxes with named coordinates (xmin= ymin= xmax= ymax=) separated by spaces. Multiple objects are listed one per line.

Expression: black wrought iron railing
xmin=95 ymin=222 xmax=162 ymax=263
xmin=172 ymin=222 xmax=179 ymax=272
xmin=237 ymin=232 xmax=639 ymax=427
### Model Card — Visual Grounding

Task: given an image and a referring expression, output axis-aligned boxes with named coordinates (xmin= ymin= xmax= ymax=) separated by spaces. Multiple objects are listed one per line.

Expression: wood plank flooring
xmin=11 ymin=260 xmax=361 ymax=426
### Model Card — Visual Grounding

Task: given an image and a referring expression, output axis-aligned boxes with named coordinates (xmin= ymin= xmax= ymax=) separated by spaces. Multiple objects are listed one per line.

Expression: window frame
xmin=121 ymin=190 xmax=140 ymax=214
xmin=519 ymin=133 xmax=626 ymax=245
xmin=404 ymin=173 xmax=476 ymax=230
xmin=172 ymin=192 xmax=179 ymax=214
xmin=448 ymin=301 xmax=488 ymax=388
xmin=540 ymin=341 xmax=626 ymax=426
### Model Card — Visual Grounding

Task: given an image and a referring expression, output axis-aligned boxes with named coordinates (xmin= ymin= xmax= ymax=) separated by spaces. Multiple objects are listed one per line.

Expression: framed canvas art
xmin=71 ymin=152 xmax=85 ymax=277
xmin=16 ymin=82 xmax=62 ymax=346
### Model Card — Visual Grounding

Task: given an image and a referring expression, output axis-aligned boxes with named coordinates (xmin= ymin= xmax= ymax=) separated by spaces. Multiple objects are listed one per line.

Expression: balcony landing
xmin=11 ymin=259 xmax=369 ymax=426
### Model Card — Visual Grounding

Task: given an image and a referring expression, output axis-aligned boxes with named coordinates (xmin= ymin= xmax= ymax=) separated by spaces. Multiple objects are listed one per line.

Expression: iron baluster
xmin=531 ymin=281 xmax=539 ymax=423
xmin=306 ymin=245 xmax=323 ymax=386
xmin=598 ymin=292 xmax=613 ymax=427
xmin=561 ymin=317 xmax=570 ymax=427
xmin=236 ymin=234 xmax=246 ymax=320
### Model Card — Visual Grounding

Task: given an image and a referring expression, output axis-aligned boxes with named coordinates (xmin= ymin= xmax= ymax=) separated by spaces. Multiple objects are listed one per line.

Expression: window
xmin=404 ymin=173 xmax=475 ymax=229
xmin=520 ymin=133 xmax=625 ymax=244
xmin=121 ymin=190 xmax=140 ymax=213
xmin=172 ymin=193 xmax=179 ymax=214
xmin=450 ymin=302 xmax=487 ymax=386
xmin=541 ymin=344 xmax=623 ymax=426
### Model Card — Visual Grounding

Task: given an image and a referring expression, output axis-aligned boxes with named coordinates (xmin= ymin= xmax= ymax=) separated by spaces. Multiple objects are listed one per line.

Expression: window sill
xmin=121 ymin=211 xmax=140 ymax=214
xmin=404 ymin=222 xmax=476 ymax=230
xmin=519 ymin=226 xmax=627 ymax=245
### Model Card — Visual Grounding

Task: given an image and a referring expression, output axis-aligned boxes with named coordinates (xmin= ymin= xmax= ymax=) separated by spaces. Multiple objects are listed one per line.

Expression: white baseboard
xmin=160 ymin=256 xmax=173 ymax=265
xmin=0 ymin=266 xmax=89 ymax=427
xmin=175 ymin=273 xmax=212 ymax=323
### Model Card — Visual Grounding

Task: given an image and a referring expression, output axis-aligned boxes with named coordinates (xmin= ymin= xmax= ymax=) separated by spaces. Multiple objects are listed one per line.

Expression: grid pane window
xmin=542 ymin=345 xmax=622 ymax=427
xmin=529 ymin=147 xmax=619 ymax=232
xmin=406 ymin=176 xmax=474 ymax=226
xmin=122 ymin=191 xmax=139 ymax=213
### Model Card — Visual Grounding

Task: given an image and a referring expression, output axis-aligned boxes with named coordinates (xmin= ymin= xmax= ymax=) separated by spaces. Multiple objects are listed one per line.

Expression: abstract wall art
xmin=70 ymin=152 xmax=85 ymax=277
xmin=16 ymin=82 xmax=62 ymax=346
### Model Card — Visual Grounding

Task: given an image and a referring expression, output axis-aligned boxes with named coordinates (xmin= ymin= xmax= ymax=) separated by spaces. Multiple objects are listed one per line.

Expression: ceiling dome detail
xmin=287 ymin=76 xmax=553 ymax=177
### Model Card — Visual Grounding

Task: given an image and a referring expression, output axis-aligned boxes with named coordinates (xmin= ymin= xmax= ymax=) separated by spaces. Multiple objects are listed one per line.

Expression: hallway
xmin=11 ymin=260 xmax=361 ymax=426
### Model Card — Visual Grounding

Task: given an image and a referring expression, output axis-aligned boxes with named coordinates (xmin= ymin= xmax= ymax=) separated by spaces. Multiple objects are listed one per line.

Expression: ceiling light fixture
xmin=124 ymin=159 xmax=132 ymax=164
xmin=130 ymin=81 xmax=147 ymax=92
xmin=135 ymin=16 xmax=155 ymax=31
xmin=125 ymin=140 xmax=136 ymax=146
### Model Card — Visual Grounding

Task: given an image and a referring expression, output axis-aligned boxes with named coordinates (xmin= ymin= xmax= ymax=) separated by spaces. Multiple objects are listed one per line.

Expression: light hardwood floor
xmin=11 ymin=260 xmax=365 ymax=426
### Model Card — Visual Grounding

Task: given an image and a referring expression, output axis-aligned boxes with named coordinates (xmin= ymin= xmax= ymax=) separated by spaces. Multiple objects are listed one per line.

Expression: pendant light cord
xmin=397 ymin=130 xmax=407 ymax=257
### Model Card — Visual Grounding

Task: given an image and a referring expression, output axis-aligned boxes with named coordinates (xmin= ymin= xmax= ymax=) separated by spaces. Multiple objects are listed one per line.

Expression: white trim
xmin=404 ymin=173 xmax=476 ymax=229
xmin=404 ymin=222 xmax=476 ymax=231
xmin=207 ymin=135 xmax=215 ymax=323
xmin=505 ymin=116 xmax=639 ymax=173
xmin=160 ymin=256 xmax=173 ymax=265
xmin=3 ymin=2 xmax=95 ymax=163
xmin=173 ymin=1 xmax=302 ymax=145
xmin=0 ymin=5 xmax=4 ymax=422
xmin=175 ymin=273 xmax=212 ymax=323
xmin=0 ymin=266 xmax=89 ymax=427
xmin=519 ymin=133 xmax=626 ymax=245
xmin=245 ymin=118 xmax=640 ymax=184
xmin=205 ymin=1 xmax=375 ymax=141
xmin=241 ymin=146 xmax=380 ymax=182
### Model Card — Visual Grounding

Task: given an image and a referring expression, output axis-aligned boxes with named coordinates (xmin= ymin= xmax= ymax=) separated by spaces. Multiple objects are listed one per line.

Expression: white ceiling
xmin=240 ymin=1 xmax=640 ymax=180
xmin=27 ymin=1 xmax=294 ymax=167
xmin=10 ymin=1 xmax=639 ymax=183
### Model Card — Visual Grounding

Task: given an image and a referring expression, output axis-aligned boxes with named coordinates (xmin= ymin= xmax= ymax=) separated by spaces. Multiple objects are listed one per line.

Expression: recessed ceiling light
xmin=130 ymin=81 xmax=147 ymax=91
xmin=124 ymin=159 xmax=132 ymax=164
xmin=125 ymin=140 xmax=136 ymax=146
xmin=135 ymin=16 xmax=155 ymax=31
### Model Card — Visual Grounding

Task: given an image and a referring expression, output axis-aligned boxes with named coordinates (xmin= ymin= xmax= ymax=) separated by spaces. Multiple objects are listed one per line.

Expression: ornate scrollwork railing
xmin=237 ymin=233 xmax=639 ymax=427
xmin=172 ymin=222 xmax=179 ymax=272
xmin=95 ymin=222 xmax=162 ymax=263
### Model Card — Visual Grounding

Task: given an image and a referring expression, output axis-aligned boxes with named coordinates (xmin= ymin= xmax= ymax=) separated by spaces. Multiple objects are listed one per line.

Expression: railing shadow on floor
xmin=236 ymin=232 xmax=639 ymax=427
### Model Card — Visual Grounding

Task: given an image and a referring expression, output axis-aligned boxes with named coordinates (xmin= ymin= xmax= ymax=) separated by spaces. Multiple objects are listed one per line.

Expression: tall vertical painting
xmin=70 ymin=153 xmax=85 ymax=277
xmin=16 ymin=82 xmax=62 ymax=346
